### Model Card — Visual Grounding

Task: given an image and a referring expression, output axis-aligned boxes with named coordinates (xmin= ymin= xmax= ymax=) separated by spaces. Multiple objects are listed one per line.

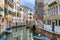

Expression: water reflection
xmin=7 ymin=27 xmax=34 ymax=40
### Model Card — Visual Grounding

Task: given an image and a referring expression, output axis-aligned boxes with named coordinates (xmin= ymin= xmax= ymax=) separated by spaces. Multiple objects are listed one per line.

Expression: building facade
xmin=12 ymin=0 xmax=21 ymax=27
xmin=28 ymin=10 xmax=34 ymax=26
xmin=21 ymin=6 xmax=30 ymax=25
xmin=35 ymin=0 xmax=60 ymax=40
xmin=20 ymin=6 xmax=34 ymax=26
xmin=35 ymin=0 xmax=44 ymax=20
xmin=0 ymin=0 xmax=14 ymax=33
xmin=44 ymin=0 xmax=60 ymax=40
xmin=0 ymin=0 xmax=5 ymax=33
xmin=35 ymin=0 xmax=44 ymax=30
xmin=0 ymin=0 xmax=21 ymax=34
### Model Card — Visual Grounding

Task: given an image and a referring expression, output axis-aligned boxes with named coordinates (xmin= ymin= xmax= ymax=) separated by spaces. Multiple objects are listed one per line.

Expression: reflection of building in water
xmin=7 ymin=27 xmax=34 ymax=40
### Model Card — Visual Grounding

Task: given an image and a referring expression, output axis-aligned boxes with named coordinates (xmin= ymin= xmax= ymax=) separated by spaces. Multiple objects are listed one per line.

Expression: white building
xmin=28 ymin=11 xmax=33 ymax=21
xmin=12 ymin=0 xmax=21 ymax=26
xmin=27 ymin=9 xmax=34 ymax=25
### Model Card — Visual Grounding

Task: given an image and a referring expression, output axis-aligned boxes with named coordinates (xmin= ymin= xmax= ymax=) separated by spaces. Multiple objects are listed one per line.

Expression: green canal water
xmin=1 ymin=26 xmax=51 ymax=40
xmin=6 ymin=26 xmax=34 ymax=40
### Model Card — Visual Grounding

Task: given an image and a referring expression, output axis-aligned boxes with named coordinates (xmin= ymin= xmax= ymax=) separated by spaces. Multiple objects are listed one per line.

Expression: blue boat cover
xmin=6 ymin=28 xmax=10 ymax=30
xmin=6 ymin=28 xmax=10 ymax=33
xmin=0 ymin=38 xmax=7 ymax=40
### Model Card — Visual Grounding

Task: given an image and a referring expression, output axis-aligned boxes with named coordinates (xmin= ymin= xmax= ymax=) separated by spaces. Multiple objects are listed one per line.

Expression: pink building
xmin=0 ymin=15 xmax=5 ymax=33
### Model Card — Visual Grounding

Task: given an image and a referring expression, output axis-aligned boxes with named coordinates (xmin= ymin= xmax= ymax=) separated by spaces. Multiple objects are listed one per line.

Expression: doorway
xmin=52 ymin=22 xmax=55 ymax=31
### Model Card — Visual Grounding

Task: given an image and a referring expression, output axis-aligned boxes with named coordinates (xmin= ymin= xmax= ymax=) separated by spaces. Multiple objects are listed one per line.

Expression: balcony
xmin=12 ymin=17 xmax=23 ymax=23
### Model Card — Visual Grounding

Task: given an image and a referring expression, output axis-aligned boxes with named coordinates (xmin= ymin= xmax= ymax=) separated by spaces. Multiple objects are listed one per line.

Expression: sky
xmin=20 ymin=0 xmax=35 ymax=10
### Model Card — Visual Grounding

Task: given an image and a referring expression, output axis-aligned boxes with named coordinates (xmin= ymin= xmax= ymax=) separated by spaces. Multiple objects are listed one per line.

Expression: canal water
xmin=6 ymin=26 xmax=34 ymax=40
xmin=1 ymin=26 xmax=51 ymax=40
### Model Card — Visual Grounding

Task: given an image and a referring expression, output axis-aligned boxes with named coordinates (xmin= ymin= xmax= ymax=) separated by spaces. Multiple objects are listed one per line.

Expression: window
xmin=47 ymin=20 xmax=49 ymax=25
xmin=5 ymin=0 xmax=8 ymax=4
xmin=8 ymin=1 xmax=13 ymax=8
xmin=56 ymin=6 xmax=58 ymax=14
xmin=59 ymin=5 xmax=60 ymax=13
xmin=0 ymin=25 xmax=1 ymax=26
xmin=53 ymin=8 xmax=54 ymax=15
xmin=8 ymin=10 xmax=12 ymax=14
xmin=59 ymin=20 xmax=60 ymax=26
xmin=55 ymin=7 xmax=56 ymax=14
xmin=44 ymin=20 xmax=45 ymax=24
xmin=4 ymin=8 xmax=7 ymax=14
xmin=2 ymin=18 xmax=4 ymax=22
xmin=50 ymin=8 xmax=51 ymax=15
xmin=49 ymin=9 xmax=50 ymax=15
xmin=5 ymin=0 xmax=13 ymax=8
xmin=49 ymin=20 xmax=51 ymax=25
xmin=48 ymin=9 xmax=49 ymax=15
xmin=20 ymin=8 xmax=22 ymax=11
xmin=29 ymin=17 xmax=32 ymax=19
xmin=16 ymin=22 xmax=17 ymax=25
xmin=54 ymin=7 xmax=55 ymax=15
xmin=52 ymin=8 xmax=54 ymax=15
xmin=20 ymin=13 xmax=21 ymax=17
xmin=55 ymin=20 xmax=57 ymax=26
xmin=47 ymin=20 xmax=51 ymax=25
xmin=51 ymin=8 xmax=52 ymax=15
xmin=30 ymin=13 xmax=32 ymax=15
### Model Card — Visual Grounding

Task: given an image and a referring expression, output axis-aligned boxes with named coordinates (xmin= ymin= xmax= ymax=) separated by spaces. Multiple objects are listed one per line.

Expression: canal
xmin=1 ymin=26 xmax=51 ymax=40
xmin=6 ymin=26 xmax=34 ymax=40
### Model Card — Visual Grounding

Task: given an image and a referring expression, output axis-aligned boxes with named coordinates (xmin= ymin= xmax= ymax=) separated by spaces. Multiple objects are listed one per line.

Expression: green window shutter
xmin=4 ymin=8 xmax=7 ymax=15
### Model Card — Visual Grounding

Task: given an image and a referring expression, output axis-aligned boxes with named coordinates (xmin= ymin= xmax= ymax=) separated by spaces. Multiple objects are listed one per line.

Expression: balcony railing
xmin=12 ymin=17 xmax=23 ymax=23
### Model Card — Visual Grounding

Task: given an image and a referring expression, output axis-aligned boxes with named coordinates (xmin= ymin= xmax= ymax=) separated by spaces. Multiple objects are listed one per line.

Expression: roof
xmin=20 ymin=5 xmax=32 ymax=9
